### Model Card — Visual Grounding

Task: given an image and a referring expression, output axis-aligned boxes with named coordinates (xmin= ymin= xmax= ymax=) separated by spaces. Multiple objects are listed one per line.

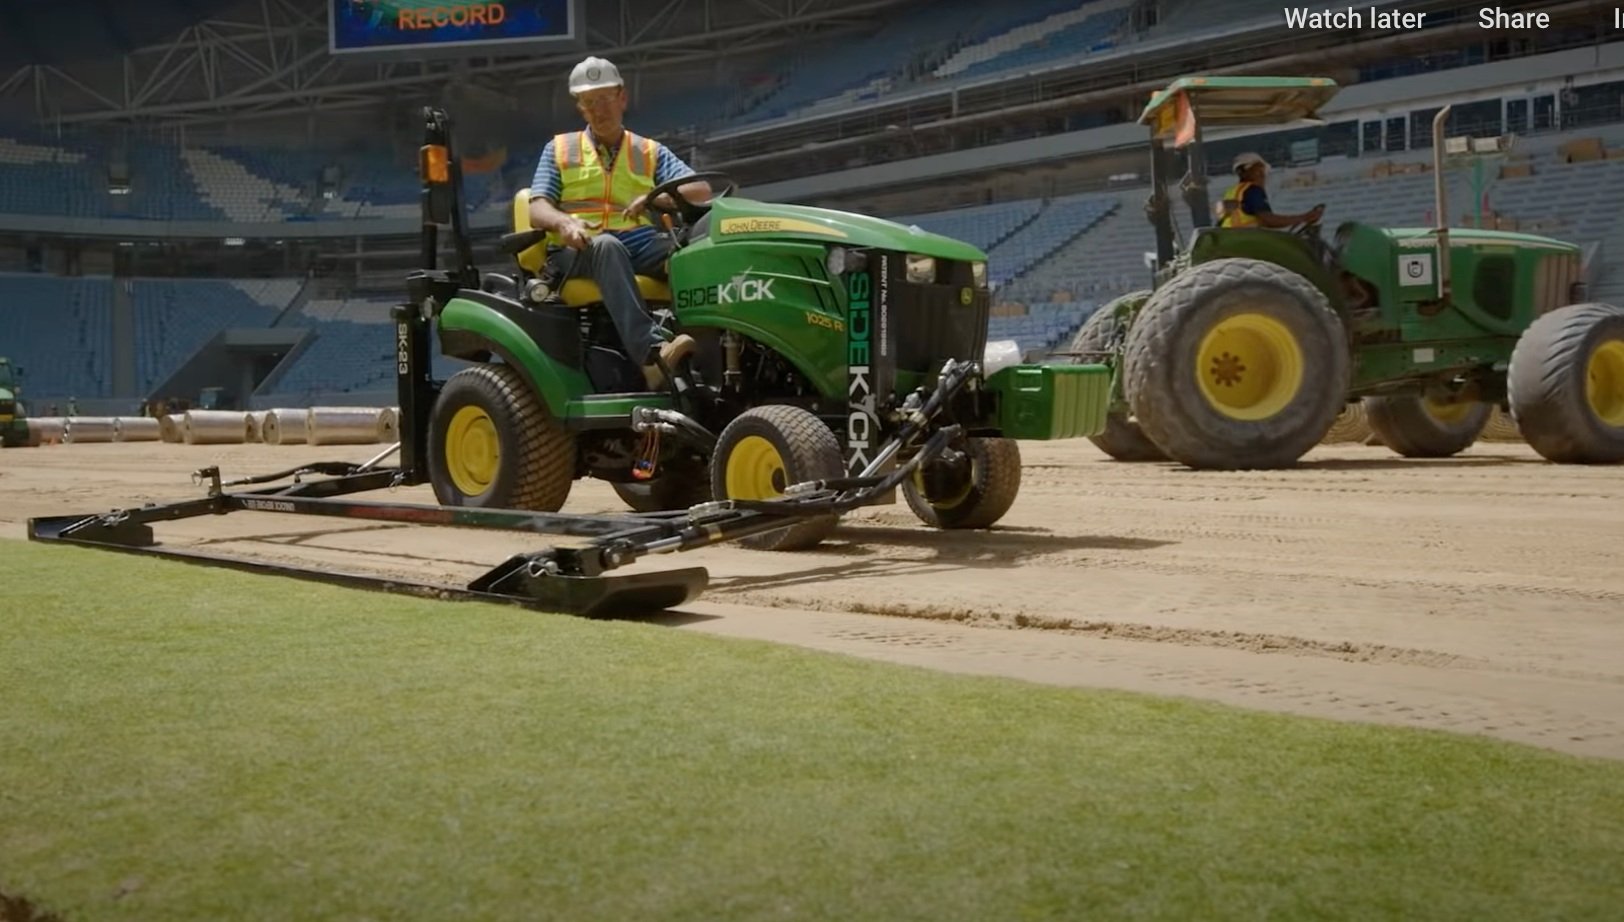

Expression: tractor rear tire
xmin=1508 ymin=302 xmax=1624 ymax=463
xmin=428 ymin=363 xmax=576 ymax=511
xmin=1123 ymin=258 xmax=1349 ymax=470
xmin=1363 ymin=394 xmax=1491 ymax=458
xmin=1068 ymin=291 xmax=1166 ymax=462
xmin=903 ymin=436 xmax=1022 ymax=529
xmin=711 ymin=405 xmax=844 ymax=551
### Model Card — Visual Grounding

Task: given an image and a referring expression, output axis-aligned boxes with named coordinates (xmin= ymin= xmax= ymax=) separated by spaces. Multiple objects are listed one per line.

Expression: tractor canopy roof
xmin=1139 ymin=76 xmax=1340 ymax=145
xmin=705 ymin=197 xmax=988 ymax=262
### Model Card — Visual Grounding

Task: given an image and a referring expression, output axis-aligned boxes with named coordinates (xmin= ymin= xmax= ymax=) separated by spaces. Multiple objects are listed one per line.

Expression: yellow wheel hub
xmin=1422 ymin=394 xmax=1474 ymax=425
xmin=444 ymin=405 xmax=500 ymax=496
xmin=911 ymin=460 xmax=974 ymax=510
xmin=725 ymin=435 xmax=788 ymax=499
xmin=1195 ymin=313 xmax=1305 ymax=421
xmin=1586 ymin=338 xmax=1624 ymax=427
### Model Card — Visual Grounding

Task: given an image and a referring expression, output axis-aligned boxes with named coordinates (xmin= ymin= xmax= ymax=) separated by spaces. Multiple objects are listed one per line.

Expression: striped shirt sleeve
xmin=653 ymin=142 xmax=695 ymax=186
xmin=530 ymin=139 xmax=562 ymax=203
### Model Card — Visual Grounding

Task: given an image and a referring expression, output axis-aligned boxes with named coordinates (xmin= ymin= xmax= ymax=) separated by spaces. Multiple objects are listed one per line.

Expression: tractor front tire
xmin=1123 ymin=258 xmax=1349 ymax=470
xmin=1363 ymin=394 xmax=1491 ymax=458
xmin=711 ymin=405 xmax=844 ymax=551
xmin=1508 ymin=302 xmax=1624 ymax=463
xmin=1068 ymin=291 xmax=1166 ymax=462
xmin=903 ymin=436 xmax=1022 ymax=529
xmin=428 ymin=363 xmax=576 ymax=510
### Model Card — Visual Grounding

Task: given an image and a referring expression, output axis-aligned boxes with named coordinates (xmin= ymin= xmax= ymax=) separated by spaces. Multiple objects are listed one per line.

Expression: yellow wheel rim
xmin=1195 ymin=313 xmax=1305 ymax=421
xmin=911 ymin=462 xmax=974 ymax=510
xmin=1422 ymin=394 xmax=1474 ymax=425
xmin=1586 ymin=339 xmax=1624 ymax=427
xmin=725 ymin=435 xmax=788 ymax=499
xmin=445 ymin=405 xmax=500 ymax=496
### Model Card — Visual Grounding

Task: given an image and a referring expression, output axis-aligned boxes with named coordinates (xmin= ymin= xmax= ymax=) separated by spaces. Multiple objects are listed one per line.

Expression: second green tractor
xmin=1072 ymin=76 xmax=1624 ymax=468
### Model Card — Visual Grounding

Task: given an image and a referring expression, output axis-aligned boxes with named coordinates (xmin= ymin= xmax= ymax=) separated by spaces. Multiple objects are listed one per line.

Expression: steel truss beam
xmin=23 ymin=0 xmax=910 ymax=128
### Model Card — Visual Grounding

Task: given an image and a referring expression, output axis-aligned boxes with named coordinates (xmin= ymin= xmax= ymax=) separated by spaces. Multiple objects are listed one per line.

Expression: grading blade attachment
xmin=469 ymin=557 xmax=709 ymax=618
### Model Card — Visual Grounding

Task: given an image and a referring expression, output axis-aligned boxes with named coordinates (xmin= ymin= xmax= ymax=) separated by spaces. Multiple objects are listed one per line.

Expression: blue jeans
xmin=546 ymin=232 xmax=671 ymax=365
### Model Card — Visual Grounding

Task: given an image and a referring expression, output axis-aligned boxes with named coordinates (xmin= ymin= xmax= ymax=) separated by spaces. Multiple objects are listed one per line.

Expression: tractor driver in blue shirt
xmin=1217 ymin=152 xmax=1325 ymax=230
xmin=527 ymin=56 xmax=708 ymax=390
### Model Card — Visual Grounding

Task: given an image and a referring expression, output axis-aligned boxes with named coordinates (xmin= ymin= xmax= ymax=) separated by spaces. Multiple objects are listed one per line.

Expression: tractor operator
xmin=527 ymin=55 xmax=711 ymax=389
xmin=1216 ymin=152 xmax=1325 ymax=230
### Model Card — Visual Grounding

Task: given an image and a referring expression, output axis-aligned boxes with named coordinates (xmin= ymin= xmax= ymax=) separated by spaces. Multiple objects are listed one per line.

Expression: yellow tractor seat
xmin=511 ymin=188 xmax=550 ymax=274
xmin=559 ymin=276 xmax=673 ymax=308
xmin=510 ymin=188 xmax=673 ymax=308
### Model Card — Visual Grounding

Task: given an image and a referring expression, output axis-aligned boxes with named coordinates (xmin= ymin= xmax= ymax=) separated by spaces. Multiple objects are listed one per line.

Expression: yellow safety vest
xmin=1216 ymin=181 xmax=1259 ymax=228
xmin=549 ymin=128 xmax=660 ymax=245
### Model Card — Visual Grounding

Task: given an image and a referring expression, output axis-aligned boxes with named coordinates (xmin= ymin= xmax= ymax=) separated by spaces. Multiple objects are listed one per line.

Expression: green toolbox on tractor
xmin=0 ymin=357 xmax=28 ymax=448
xmin=27 ymin=106 xmax=1111 ymax=616
xmin=1071 ymin=75 xmax=1624 ymax=468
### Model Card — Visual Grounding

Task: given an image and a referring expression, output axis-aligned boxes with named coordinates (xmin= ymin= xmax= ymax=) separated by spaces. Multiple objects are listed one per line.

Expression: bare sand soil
xmin=4 ymin=438 xmax=1622 ymax=759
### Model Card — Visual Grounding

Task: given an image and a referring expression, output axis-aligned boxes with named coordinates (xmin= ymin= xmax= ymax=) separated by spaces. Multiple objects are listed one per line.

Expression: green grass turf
xmin=3 ymin=540 xmax=1623 ymax=921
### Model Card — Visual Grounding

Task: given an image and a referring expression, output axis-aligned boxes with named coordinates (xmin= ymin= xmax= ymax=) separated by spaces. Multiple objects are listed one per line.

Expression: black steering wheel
xmin=641 ymin=170 xmax=736 ymax=226
xmin=1290 ymin=203 xmax=1326 ymax=237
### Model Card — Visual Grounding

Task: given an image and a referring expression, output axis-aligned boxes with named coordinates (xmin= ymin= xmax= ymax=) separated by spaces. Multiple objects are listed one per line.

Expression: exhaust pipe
xmin=1432 ymin=105 xmax=1452 ymax=304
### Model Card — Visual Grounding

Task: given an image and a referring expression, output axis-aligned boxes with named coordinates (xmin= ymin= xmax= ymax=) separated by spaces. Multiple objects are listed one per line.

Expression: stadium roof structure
xmin=0 ymin=0 xmax=914 ymax=128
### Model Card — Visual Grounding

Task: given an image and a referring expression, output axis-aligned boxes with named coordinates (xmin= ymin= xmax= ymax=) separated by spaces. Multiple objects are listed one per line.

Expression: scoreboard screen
xmin=329 ymin=0 xmax=578 ymax=56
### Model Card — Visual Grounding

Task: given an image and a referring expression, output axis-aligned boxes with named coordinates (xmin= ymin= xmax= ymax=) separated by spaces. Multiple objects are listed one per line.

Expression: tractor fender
xmin=438 ymin=296 xmax=591 ymax=418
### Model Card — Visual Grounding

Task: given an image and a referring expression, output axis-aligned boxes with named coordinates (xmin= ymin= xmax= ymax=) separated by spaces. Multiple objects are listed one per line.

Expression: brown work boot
xmin=643 ymin=333 xmax=697 ymax=389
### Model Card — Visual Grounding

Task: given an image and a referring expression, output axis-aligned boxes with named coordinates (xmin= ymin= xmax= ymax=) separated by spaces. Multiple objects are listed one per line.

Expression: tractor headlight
xmin=971 ymin=260 xmax=987 ymax=288
xmin=905 ymin=254 xmax=935 ymax=283
xmin=826 ymin=246 xmax=866 ymax=276
xmin=826 ymin=246 xmax=849 ymax=276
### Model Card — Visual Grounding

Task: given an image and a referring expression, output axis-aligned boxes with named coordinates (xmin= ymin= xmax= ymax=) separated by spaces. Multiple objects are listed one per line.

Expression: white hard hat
xmin=1233 ymin=151 xmax=1267 ymax=174
xmin=569 ymin=56 xmax=623 ymax=96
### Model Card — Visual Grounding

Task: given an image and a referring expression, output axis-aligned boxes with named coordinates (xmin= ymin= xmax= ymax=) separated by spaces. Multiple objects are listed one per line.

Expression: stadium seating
xmin=713 ymin=0 xmax=1134 ymax=129
xmin=987 ymin=300 xmax=1099 ymax=358
xmin=261 ymin=320 xmax=396 ymax=398
xmin=932 ymin=0 xmax=1135 ymax=82
xmin=982 ymin=192 xmax=1118 ymax=285
xmin=130 ymin=279 xmax=297 ymax=391
xmin=0 ymin=135 xmax=103 ymax=220
xmin=889 ymin=199 xmax=1044 ymax=252
xmin=1149 ymin=0 xmax=1286 ymax=34
xmin=0 ymin=273 xmax=114 ymax=398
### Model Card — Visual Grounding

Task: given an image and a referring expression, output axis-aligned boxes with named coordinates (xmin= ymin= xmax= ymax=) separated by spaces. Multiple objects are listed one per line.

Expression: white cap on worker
xmin=569 ymin=56 xmax=623 ymax=96
xmin=1233 ymin=151 xmax=1267 ymax=174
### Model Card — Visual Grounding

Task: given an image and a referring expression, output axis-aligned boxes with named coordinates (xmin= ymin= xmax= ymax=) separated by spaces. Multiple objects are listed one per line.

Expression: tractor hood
xmin=1376 ymin=226 xmax=1581 ymax=253
xmin=705 ymin=196 xmax=987 ymax=261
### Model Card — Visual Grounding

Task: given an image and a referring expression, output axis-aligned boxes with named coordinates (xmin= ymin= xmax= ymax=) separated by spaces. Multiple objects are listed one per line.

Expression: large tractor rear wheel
xmin=903 ymin=436 xmax=1022 ymax=529
xmin=1508 ymin=302 xmax=1624 ymax=463
xmin=1123 ymin=258 xmax=1349 ymax=470
xmin=1068 ymin=291 xmax=1166 ymax=462
xmin=1363 ymin=393 xmax=1491 ymax=458
xmin=711 ymin=405 xmax=844 ymax=551
xmin=428 ymin=363 xmax=576 ymax=510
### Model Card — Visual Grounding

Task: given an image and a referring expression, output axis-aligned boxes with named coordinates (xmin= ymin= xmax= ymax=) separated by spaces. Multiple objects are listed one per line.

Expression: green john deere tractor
xmin=0 ymin=357 xmax=29 ymax=448
xmin=406 ymin=107 xmax=1110 ymax=549
xmin=1072 ymin=75 xmax=1624 ymax=468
